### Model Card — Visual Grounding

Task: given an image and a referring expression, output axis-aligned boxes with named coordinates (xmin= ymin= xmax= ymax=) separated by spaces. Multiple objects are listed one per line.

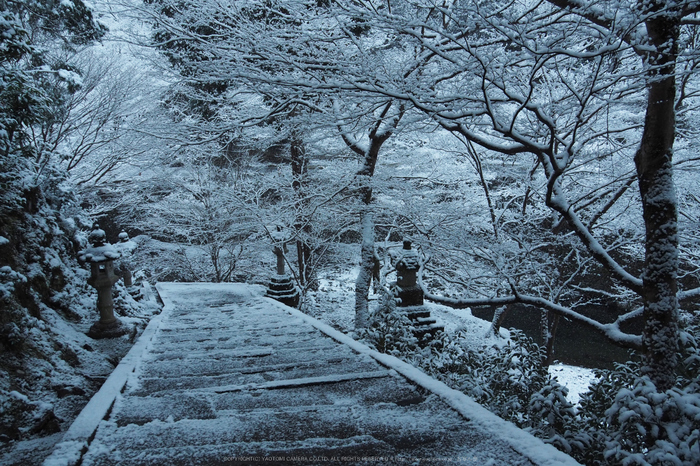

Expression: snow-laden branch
xmin=546 ymin=184 xmax=644 ymax=293
xmin=418 ymin=276 xmax=643 ymax=350
xmin=679 ymin=287 xmax=700 ymax=301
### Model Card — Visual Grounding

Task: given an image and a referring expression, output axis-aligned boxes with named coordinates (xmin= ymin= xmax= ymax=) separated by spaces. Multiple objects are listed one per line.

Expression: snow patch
xmin=548 ymin=363 xmax=598 ymax=405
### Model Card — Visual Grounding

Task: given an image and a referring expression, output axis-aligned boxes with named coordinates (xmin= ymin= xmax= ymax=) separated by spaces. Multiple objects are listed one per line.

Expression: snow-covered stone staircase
xmin=45 ymin=283 xmax=579 ymax=466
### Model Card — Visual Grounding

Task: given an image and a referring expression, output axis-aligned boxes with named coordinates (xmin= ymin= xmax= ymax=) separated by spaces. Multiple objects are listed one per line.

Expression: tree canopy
xmin=2 ymin=0 xmax=700 ymax=462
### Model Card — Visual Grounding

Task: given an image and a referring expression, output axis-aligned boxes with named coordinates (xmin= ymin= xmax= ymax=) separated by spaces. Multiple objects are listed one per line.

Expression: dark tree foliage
xmin=1 ymin=0 xmax=106 ymax=201
xmin=0 ymin=0 xmax=106 ymax=339
xmin=0 ymin=0 xmax=108 ymax=443
xmin=146 ymin=0 xmax=299 ymax=121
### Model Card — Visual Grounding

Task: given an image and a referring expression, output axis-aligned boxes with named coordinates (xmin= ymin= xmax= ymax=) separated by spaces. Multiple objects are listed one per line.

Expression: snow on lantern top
xmin=396 ymin=240 xmax=420 ymax=270
xmin=269 ymin=225 xmax=291 ymax=243
xmin=115 ymin=230 xmax=138 ymax=255
xmin=80 ymin=227 xmax=121 ymax=263
xmin=88 ymin=227 xmax=107 ymax=246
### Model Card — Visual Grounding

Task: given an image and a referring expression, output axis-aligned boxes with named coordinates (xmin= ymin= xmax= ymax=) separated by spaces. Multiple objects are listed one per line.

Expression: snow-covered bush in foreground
xmin=413 ymin=330 xmax=579 ymax=452
xmin=571 ymin=316 xmax=700 ymax=465
xmin=356 ymin=291 xmax=418 ymax=355
xmin=603 ymin=377 xmax=700 ymax=465
xmin=359 ymin=311 xmax=577 ymax=452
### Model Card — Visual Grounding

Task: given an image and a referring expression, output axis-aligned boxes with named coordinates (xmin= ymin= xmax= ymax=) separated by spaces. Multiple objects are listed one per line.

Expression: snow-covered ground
xmin=548 ymin=364 xmax=598 ymax=405
xmin=308 ymin=267 xmax=599 ymax=406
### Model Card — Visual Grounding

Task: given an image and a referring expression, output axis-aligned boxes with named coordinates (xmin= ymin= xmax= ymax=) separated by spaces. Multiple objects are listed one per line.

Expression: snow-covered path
xmin=45 ymin=283 xmax=579 ymax=465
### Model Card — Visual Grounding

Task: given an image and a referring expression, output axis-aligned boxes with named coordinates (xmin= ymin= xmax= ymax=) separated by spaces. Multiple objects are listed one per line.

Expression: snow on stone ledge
xmin=42 ymin=307 xmax=166 ymax=466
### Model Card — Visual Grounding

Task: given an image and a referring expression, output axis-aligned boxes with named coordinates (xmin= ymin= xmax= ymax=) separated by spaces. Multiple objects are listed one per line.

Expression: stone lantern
xmin=80 ymin=226 xmax=128 ymax=339
xmin=395 ymin=240 xmax=423 ymax=307
xmin=265 ymin=226 xmax=300 ymax=308
xmin=393 ymin=240 xmax=443 ymax=343
xmin=114 ymin=230 xmax=136 ymax=287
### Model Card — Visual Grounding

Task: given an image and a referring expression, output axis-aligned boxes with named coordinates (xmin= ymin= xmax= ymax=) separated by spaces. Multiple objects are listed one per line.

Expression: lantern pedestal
xmin=266 ymin=244 xmax=300 ymax=307
xmin=86 ymin=260 xmax=128 ymax=339
xmin=266 ymin=274 xmax=300 ymax=308
xmin=87 ymin=319 xmax=128 ymax=339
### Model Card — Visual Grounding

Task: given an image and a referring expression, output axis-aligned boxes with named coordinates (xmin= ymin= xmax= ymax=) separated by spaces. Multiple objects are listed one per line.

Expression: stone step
xmin=83 ymin=436 xmax=397 ymax=466
xmin=406 ymin=310 xmax=432 ymax=320
xmin=82 ymin=403 xmax=513 ymax=462
xmin=140 ymin=352 xmax=365 ymax=378
xmin=116 ymin=375 xmax=425 ymax=427
xmin=52 ymin=283 xmax=578 ymax=466
xmin=128 ymin=360 xmax=385 ymax=395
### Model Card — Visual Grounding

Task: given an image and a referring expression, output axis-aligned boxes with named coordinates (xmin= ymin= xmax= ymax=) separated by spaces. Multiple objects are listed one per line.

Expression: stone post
xmin=265 ymin=227 xmax=300 ymax=307
xmin=275 ymin=245 xmax=286 ymax=275
xmin=80 ymin=227 xmax=128 ymax=339
xmin=395 ymin=240 xmax=423 ymax=307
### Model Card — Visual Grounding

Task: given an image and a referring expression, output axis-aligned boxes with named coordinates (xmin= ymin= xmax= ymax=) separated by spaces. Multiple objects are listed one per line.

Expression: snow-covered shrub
xmin=526 ymin=380 xmax=583 ymax=454
xmin=678 ymin=310 xmax=700 ymax=386
xmin=389 ymin=327 xmax=576 ymax=449
xmin=455 ymin=330 xmax=577 ymax=447
xmin=0 ymin=390 xmax=36 ymax=441
xmin=602 ymin=377 xmax=700 ymax=465
xmin=571 ymin=360 xmax=641 ymax=463
xmin=570 ymin=317 xmax=700 ymax=465
xmin=112 ymin=280 xmax=146 ymax=318
xmin=0 ymin=266 xmax=26 ymax=300
xmin=418 ymin=330 xmax=547 ymax=420
xmin=0 ymin=320 xmax=29 ymax=351
xmin=0 ymin=267 xmax=31 ymax=350
xmin=408 ymin=327 xmax=486 ymax=394
xmin=357 ymin=291 xmax=418 ymax=355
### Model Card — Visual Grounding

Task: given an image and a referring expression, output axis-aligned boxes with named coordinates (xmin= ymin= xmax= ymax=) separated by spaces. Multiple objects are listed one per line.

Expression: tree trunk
xmin=343 ymin=102 xmax=402 ymax=329
xmin=544 ymin=313 xmax=560 ymax=367
xmin=463 ymin=138 xmax=499 ymax=239
xmin=489 ymin=305 xmax=509 ymax=338
xmin=353 ymin=150 xmax=378 ymax=329
xmin=634 ymin=12 xmax=681 ymax=391
xmin=290 ymin=133 xmax=315 ymax=290
xmin=355 ymin=209 xmax=374 ymax=330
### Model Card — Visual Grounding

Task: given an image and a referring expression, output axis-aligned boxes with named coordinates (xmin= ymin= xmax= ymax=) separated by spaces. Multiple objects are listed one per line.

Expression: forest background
xmin=1 ymin=0 xmax=700 ymax=464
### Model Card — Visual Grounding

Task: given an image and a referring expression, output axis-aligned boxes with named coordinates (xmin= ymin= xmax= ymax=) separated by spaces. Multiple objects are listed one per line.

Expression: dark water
xmin=470 ymin=304 xmax=643 ymax=370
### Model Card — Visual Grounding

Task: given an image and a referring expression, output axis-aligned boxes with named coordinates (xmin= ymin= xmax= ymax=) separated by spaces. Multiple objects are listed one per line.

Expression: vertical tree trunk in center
xmin=353 ymin=160 xmax=378 ymax=331
xmin=634 ymin=11 xmax=681 ymax=391
xmin=355 ymin=208 xmax=374 ymax=330
xmin=352 ymin=124 xmax=392 ymax=329
xmin=345 ymin=102 xmax=402 ymax=329
xmin=291 ymin=132 xmax=314 ymax=290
